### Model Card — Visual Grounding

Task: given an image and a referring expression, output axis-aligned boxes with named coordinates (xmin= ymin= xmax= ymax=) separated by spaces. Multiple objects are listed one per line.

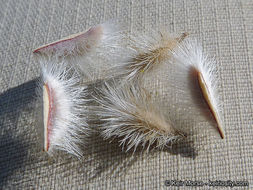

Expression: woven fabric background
xmin=0 ymin=0 xmax=252 ymax=189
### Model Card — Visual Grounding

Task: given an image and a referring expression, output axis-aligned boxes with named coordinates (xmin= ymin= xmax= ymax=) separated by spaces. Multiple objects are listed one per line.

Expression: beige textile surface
xmin=0 ymin=0 xmax=252 ymax=189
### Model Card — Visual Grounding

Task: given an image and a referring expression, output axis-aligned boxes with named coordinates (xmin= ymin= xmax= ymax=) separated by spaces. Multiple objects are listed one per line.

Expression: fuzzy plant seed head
xmin=38 ymin=59 xmax=91 ymax=157
xmin=93 ymin=81 xmax=186 ymax=152
xmin=168 ymin=38 xmax=225 ymax=138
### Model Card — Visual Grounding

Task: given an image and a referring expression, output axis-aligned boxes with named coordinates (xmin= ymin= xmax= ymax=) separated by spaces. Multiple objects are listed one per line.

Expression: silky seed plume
xmin=38 ymin=59 xmax=90 ymax=157
xmin=93 ymin=81 xmax=186 ymax=152
xmin=169 ymin=38 xmax=225 ymax=139
xmin=112 ymin=30 xmax=188 ymax=81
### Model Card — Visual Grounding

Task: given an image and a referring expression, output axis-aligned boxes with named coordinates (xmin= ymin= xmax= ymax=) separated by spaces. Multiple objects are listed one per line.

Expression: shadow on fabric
xmin=0 ymin=79 xmax=38 ymax=187
xmin=0 ymin=134 xmax=28 ymax=187
xmin=77 ymin=133 xmax=197 ymax=181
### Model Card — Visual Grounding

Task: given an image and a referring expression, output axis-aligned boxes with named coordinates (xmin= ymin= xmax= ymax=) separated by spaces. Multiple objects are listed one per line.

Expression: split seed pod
xmin=167 ymin=38 xmax=225 ymax=138
xmin=38 ymin=60 xmax=90 ymax=157
xmin=34 ymin=21 xmax=129 ymax=81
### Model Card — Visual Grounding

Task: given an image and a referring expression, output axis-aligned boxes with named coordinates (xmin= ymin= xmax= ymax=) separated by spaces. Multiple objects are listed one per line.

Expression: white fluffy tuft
xmin=169 ymin=38 xmax=224 ymax=138
xmin=39 ymin=59 xmax=90 ymax=157
xmin=93 ymin=81 xmax=186 ymax=152
xmin=111 ymin=30 xmax=188 ymax=81
xmin=73 ymin=21 xmax=131 ymax=81
xmin=34 ymin=21 xmax=131 ymax=82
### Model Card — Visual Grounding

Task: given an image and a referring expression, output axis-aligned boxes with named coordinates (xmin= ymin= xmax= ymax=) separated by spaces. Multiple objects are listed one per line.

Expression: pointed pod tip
xmin=196 ymin=71 xmax=225 ymax=139
xmin=217 ymin=121 xmax=225 ymax=139
xmin=32 ymin=23 xmax=112 ymax=56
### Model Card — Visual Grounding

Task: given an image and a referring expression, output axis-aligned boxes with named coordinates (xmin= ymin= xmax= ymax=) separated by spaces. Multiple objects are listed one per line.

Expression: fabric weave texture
xmin=0 ymin=0 xmax=252 ymax=189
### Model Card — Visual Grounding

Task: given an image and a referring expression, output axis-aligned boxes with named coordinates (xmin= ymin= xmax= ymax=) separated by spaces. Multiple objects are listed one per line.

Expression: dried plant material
xmin=112 ymin=31 xmax=188 ymax=81
xmin=33 ymin=25 xmax=103 ymax=57
xmin=34 ymin=21 xmax=130 ymax=81
xmin=39 ymin=60 xmax=90 ymax=157
xmin=169 ymin=38 xmax=225 ymax=139
xmin=93 ymin=81 xmax=186 ymax=152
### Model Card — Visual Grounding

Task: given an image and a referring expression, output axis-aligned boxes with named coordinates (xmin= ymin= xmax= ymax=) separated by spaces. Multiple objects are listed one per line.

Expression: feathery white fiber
xmin=34 ymin=21 xmax=130 ymax=81
xmin=94 ymin=81 xmax=186 ymax=152
xmin=73 ymin=21 xmax=131 ymax=81
xmin=39 ymin=60 xmax=89 ymax=157
xmin=112 ymin=30 xmax=188 ymax=81
xmin=169 ymin=38 xmax=224 ymax=138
